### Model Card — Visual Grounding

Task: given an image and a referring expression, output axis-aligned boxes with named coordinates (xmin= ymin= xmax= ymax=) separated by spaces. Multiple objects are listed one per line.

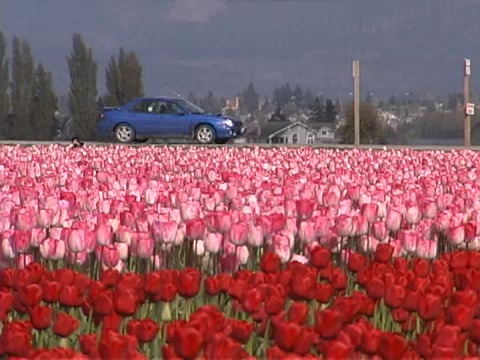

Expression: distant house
xmin=309 ymin=122 xmax=336 ymax=143
xmin=259 ymin=121 xmax=317 ymax=145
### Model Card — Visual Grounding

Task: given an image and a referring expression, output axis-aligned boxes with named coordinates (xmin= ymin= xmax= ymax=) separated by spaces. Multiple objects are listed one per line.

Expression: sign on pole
xmin=465 ymin=59 xmax=471 ymax=76
xmin=466 ymin=103 xmax=475 ymax=116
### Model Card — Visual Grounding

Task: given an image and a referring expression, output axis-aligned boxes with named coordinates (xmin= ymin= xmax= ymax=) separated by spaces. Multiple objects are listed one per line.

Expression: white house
xmin=259 ymin=121 xmax=317 ymax=145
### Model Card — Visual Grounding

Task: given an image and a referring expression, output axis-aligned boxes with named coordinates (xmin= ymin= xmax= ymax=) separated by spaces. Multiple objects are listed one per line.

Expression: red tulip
xmin=241 ymin=288 xmax=263 ymax=313
xmin=365 ymin=276 xmax=385 ymax=300
xmin=377 ymin=332 xmax=408 ymax=360
xmin=230 ymin=320 xmax=254 ymax=344
xmin=99 ymin=330 xmax=139 ymax=359
xmin=288 ymin=301 xmax=309 ymax=325
xmin=384 ymin=284 xmax=405 ymax=309
xmin=315 ymin=309 xmax=344 ymax=338
xmin=59 ymin=285 xmax=83 ymax=307
xmin=177 ymin=268 xmax=201 ymax=298
xmin=447 ymin=304 xmax=474 ymax=330
xmin=93 ymin=289 xmax=114 ymax=316
xmin=322 ymin=339 xmax=353 ymax=359
xmin=260 ymin=252 xmax=281 ymax=273
xmin=418 ymin=293 xmax=442 ymax=321
xmin=127 ymin=318 xmax=160 ymax=343
xmin=79 ymin=333 xmax=99 ymax=357
xmin=309 ymin=246 xmax=331 ymax=269
xmin=113 ymin=288 xmax=138 ymax=317
xmin=274 ymin=321 xmax=302 ymax=352
xmin=29 ymin=305 xmax=52 ymax=330
xmin=1 ymin=321 xmax=32 ymax=357
xmin=18 ymin=283 xmax=42 ymax=308
xmin=53 ymin=311 xmax=79 ymax=337
xmin=374 ymin=243 xmax=394 ymax=263
xmin=172 ymin=325 xmax=203 ymax=359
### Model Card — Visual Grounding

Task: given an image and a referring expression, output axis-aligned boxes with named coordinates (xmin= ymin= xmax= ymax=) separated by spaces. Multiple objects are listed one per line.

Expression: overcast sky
xmin=1 ymin=0 xmax=479 ymax=98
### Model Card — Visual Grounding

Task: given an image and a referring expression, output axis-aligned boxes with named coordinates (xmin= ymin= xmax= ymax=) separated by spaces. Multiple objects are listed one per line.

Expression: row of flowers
xmin=2 ymin=247 xmax=480 ymax=358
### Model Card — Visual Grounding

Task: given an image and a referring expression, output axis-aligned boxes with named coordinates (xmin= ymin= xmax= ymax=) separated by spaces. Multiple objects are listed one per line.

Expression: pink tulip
xmin=194 ymin=240 xmax=205 ymax=256
xmin=290 ymin=254 xmax=309 ymax=264
xmin=385 ymin=208 xmax=402 ymax=232
xmin=39 ymin=238 xmax=66 ymax=260
xmin=66 ymin=250 xmax=88 ymax=265
xmin=272 ymin=234 xmax=292 ymax=264
xmin=435 ymin=211 xmax=451 ymax=233
xmin=359 ymin=235 xmax=379 ymax=253
xmin=334 ymin=215 xmax=355 ymax=237
xmin=120 ymin=211 xmax=136 ymax=228
xmin=405 ymin=201 xmax=421 ymax=224
xmin=236 ymin=246 xmax=249 ymax=265
xmin=295 ymin=199 xmax=315 ymax=220
xmin=371 ymin=221 xmax=388 ymax=242
xmin=399 ymin=229 xmax=418 ymax=253
xmin=180 ymin=202 xmax=199 ymax=221
xmin=135 ymin=233 xmax=154 ymax=258
xmin=96 ymin=224 xmax=113 ymax=246
xmin=205 ymin=232 xmax=222 ymax=253
xmin=117 ymin=225 xmax=132 ymax=245
xmin=14 ymin=210 xmax=34 ymax=231
xmin=1 ymin=237 xmax=14 ymax=259
xmin=448 ymin=225 xmax=465 ymax=245
xmin=416 ymin=239 xmax=437 ymax=258
xmin=30 ymin=228 xmax=47 ymax=247
xmin=37 ymin=209 xmax=54 ymax=228
xmin=17 ymin=254 xmax=33 ymax=269
xmin=436 ymin=194 xmax=453 ymax=211
xmin=361 ymin=203 xmax=378 ymax=223
xmin=354 ymin=215 xmax=369 ymax=236
xmin=347 ymin=184 xmax=360 ymax=201
xmin=115 ymin=243 xmax=129 ymax=260
xmin=422 ymin=200 xmax=437 ymax=219
xmin=174 ymin=224 xmax=185 ymax=245
xmin=298 ymin=221 xmax=316 ymax=244
xmin=185 ymin=219 xmax=206 ymax=240
xmin=229 ymin=222 xmax=248 ymax=246
xmin=68 ymin=229 xmax=86 ymax=253
xmin=101 ymin=245 xmax=120 ymax=268
xmin=11 ymin=230 xmax=30 ymax=254
xmin=154 ymin=220 xmax=178 ymax=244
xmin=145 ymin=188 xmax=158 ymax=205
xmin=313 ymin=216 xmax=330 ymax=238
xmin=216 ymin=212 xmax=232 ymax=234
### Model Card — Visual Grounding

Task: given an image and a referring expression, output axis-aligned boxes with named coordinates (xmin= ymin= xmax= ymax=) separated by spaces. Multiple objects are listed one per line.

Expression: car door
xmin=156 ymin=101 xmax=187 ymax=137
xmin=128 ymin=100 xmax=166 ymax=136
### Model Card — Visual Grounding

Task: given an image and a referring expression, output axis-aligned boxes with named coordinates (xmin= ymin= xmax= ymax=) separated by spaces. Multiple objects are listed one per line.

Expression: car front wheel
xmin=195 ymin=125 xmax=216 ymax=144
xmin=114 ymin=124 xmax=135 ymax=143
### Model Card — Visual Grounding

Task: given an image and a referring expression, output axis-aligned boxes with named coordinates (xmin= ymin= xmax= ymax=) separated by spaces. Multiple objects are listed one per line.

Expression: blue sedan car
xmin=96 ymin=96 xmax=246 ymax=144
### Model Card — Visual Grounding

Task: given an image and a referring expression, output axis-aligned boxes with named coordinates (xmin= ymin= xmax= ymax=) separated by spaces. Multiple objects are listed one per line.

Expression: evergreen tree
xmin=242 ymin=81 xmax=259 ymax=114
xmin=11 ymin=36 xmax=35 ymax=139
xmin=388 ymin=95 xmax=397 ymax=108
xmin=0 ymin=30 xmax=8 ymax=138
xmin=303 ymin=89 xmax=315 ymax=108
xmin=293 ymin=85 xmax=303 ymax=106
xmin=268 ymin=106 xmax=286 ymax=122
xmin=104 ymin=48 xmax=144 ymax=106
xmin=324 ymin=98 xmax=337 ymax=123
xmin=338 ymin=101 xmax=385 ymax=144
xmin=308 ymin=96 xmax=325 ymax=123
xmin=31 ymin=64 xmax=57 ymax=140
xmin=67 ymin=34 xmax=98 ymax=139
xmin=335 ymin=98 xmax=341 ymax=114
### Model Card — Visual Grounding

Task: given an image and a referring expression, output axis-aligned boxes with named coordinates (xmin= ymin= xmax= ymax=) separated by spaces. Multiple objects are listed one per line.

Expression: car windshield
xmin=175 ymin=99 xmax=205 ymax=114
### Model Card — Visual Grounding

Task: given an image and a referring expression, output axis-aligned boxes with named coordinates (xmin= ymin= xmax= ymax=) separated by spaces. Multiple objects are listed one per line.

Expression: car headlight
xmin=223 ymin=119 xmax=234 ymax=127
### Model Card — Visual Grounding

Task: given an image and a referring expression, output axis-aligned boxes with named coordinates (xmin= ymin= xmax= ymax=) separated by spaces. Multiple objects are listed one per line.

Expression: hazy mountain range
xmin=1 ymin=0 xmax=479 ymax=99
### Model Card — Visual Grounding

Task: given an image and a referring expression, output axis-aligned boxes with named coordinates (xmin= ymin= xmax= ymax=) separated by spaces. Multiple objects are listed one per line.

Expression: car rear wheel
xmin=114 ymin=124 xmax=135 ymax=143
xmin=195 ymin=125 xmax=216 ymax=144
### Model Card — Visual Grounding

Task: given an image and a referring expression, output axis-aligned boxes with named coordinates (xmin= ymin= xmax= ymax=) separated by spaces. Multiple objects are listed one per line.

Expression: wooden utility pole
xmin=464 ymin=58 xmax=472 ymax=147
xmin=353 ymin=60 xmax=360 ymax=147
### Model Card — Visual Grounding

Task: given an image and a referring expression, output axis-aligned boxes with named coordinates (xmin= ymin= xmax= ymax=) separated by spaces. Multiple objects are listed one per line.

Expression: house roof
xmin=308 ymin=122 xmax=336 ymax=131
xmin=260 ymin=121 xmax=317 ymax=138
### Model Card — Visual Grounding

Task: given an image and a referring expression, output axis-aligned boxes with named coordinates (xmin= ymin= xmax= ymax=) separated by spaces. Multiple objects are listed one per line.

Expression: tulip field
xmin=3 ymin=144 xmax=480 ymax=358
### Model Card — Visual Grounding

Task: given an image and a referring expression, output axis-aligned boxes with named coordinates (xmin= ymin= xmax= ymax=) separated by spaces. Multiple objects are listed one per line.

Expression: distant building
xmin=258 ymin=121 xmax=318 ymax=145
xmin=309 ymin=122 xmax=337 ymax=143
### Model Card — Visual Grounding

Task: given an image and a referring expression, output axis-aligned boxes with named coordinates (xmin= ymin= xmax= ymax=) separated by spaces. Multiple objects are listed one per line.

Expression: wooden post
xmin=353 ymin=60 xmax=360 ymax=146
xmin=464 ymin=59 xmax=471 ymax=147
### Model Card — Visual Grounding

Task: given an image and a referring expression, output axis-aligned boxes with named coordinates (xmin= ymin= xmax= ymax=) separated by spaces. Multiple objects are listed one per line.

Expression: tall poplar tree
xmin=11 ymin=36 xmax=35 ymax=139
xmin=104 ymin=47 xmax=144 ymax=106
xmin=0 ymin=30 xmax=9 ymax=139
xmin=31 ymin=64 xmax=57 ymax=139
xmin=67 ymin=33 xmax=97 ymax=139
